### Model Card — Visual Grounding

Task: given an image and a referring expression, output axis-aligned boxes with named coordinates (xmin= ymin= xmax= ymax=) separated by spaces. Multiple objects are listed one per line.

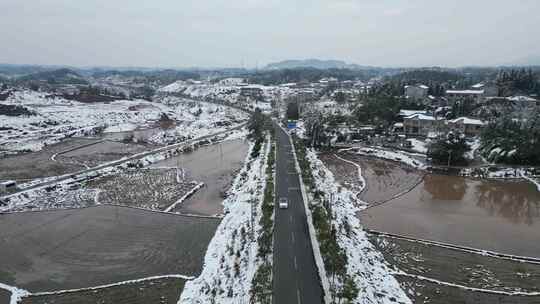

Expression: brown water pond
xmin=150 ymin=139 xmax=249 ymax=216
xmin=360 ymin=174 xmax=540 ymax=257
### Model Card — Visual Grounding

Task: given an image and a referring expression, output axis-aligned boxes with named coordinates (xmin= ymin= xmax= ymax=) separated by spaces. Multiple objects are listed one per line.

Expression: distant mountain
xmin=0 ymin=64 xmax=57 ymax=78
xmin=265 ymin=59 xmax=374 ymax=70
xmin=505 ymin=55 xmax=540 ymax=67
xmin=19 ymin=68 xmax=88 ymax=85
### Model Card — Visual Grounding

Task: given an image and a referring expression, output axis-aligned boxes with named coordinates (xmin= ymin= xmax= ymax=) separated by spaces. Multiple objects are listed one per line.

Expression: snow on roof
xmin=1 ymin=180 xmax=16 ymax=186
xmin=399 ymin=109 xmax=427 ymax=117
xmin=393 ymin=122 xmax=404 ymax=127
xmin=427 ymin=132 xmax=440 ymax=139
xmin=449 ymin=117 xmax=484 ymax=125
xmin=241 ymin=85 xmax=265 ymax=89
xmin=404 ymin=113 xmax=436 ymax=121
xmin=446 ymin=90 xmax=484 ymax=95
xmin=471 ymin=83 xmax=485 ymax=89
xmin=280 ymin=83 xmax=297 ymax=87
xmin=404 ymin=84 xmax=428 ymax=89
xmin=508 ymin=96 xmax=537 ymax=102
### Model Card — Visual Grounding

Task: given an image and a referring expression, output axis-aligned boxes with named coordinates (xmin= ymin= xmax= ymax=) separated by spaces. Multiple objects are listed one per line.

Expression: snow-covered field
xmin=0 ymin=91 xmax=247 ymax=153
xmin=305 ymin=150 xmax=412 ymax=304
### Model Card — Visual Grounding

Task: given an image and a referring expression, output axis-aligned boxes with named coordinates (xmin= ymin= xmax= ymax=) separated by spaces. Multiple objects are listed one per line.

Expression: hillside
xmin=18 ymin=68 xmax=88 ymax=85
xmin=265 ymin=59 xmax=372 ymax=70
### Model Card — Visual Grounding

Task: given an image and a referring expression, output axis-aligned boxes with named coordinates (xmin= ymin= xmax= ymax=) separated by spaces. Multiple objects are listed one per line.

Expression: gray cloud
xmin=1 ymin=0 xmax=539 ymax=68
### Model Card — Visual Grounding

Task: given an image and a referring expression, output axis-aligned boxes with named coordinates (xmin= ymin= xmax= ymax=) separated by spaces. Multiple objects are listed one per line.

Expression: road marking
xmin=291 ymin=231 xmax=295 ymax=244
xmin=294 ymin=256 xmax=298 ymax=270
xmin=289 ymin=215 xmax=293 ymax=224
xmin=288 ymin=187 xmax=299 ymax=191
xmin=296 ymin=288 xmax=302 ymax=304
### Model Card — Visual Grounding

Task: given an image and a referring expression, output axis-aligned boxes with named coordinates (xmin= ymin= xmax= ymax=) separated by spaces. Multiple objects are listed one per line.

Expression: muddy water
xmin=360 ymin=174 xmax=540 ymax=257
xmin=0 ymin=205 xmax=219 ymax=292
xmin=0 ymin=138 xmax=99 ymax=180
xmin=150 ymin=139 xmax=249 ymax=216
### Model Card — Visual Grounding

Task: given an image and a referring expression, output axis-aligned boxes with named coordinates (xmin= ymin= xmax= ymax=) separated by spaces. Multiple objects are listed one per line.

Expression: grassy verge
xmin=250 ymin=131 xmax=276 ymax=304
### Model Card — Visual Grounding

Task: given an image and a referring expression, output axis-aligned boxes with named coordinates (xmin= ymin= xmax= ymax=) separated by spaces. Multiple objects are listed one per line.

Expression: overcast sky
xmin=1 ymin=0 xmax=539 ymax=68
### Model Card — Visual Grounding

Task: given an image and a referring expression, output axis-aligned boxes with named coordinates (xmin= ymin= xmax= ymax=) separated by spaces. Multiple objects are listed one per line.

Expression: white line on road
xmin=296 ymin=288 xmax=302 ymax=304
xmin=289 ymin=215 xmax=293 ymax=224
xmin=291 ymin=231 xmax=295 ymax=244
xmin=294 ymin=256 xmax=298 ymax=270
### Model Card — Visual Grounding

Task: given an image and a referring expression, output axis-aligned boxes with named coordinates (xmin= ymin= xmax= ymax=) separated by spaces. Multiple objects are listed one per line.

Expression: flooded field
xmin=0 ymin=138 xmax=98 ymax=180
xmin=369 ymin=234 xmax=540 ymax=293
xmin=58 ymin=140 xmax=149 ymax=168
xmin=0 ymin=206 xmax=219 ymax=292
xmin=0 ymin=137 xmax=152 ymax=182
xmin=321 ymin=152 xmax=424 ymax=205
xmin=0 ymin=289 xmax=9 ymax=304
xmin=360 ymin=174 xmax=540 ymax=257
xmin=397 ymin=276 xmax=540 ymax=304
xmin=151 ymin=139 xmax=249 ymax=216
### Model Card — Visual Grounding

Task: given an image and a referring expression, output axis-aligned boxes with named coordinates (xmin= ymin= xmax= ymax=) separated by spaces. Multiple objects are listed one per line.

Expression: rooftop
xmin=399 ymin=109 xmax=427 ymax=117
xmin=449 ymin=117 xmax=484 ymax=125
xmin=404 ymin=113 xmax=436 ymax=121
xmin=446 ymin=90 xmax=484 ymax=95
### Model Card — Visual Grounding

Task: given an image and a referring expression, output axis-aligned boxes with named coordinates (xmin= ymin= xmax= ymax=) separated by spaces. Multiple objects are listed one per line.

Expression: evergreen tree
xmin=428 ymin=132 xmax=470 ymax=166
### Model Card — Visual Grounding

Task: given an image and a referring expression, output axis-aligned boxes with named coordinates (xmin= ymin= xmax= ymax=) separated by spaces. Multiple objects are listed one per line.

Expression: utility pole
xmin=250 ymin=198 xmax=256 ymax=241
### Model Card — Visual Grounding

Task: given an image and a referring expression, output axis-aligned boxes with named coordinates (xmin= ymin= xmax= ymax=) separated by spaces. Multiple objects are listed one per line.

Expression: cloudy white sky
xmin=1 ymin=0 xmax=539 ymax=68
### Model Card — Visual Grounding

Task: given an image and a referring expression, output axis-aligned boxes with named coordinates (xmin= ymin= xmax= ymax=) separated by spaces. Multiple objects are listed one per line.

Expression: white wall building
xmin=405 ymin=84 xmax=429 ymax=100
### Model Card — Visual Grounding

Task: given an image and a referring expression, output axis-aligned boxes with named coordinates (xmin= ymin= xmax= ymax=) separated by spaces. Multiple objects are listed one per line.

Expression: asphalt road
xmin=273 ymin=123 xmax=323 ymax=304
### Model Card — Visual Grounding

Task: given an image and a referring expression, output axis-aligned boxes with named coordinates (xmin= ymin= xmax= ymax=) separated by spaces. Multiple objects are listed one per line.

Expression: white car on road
xmin=278 ymin=197 xmax=289 ymax=209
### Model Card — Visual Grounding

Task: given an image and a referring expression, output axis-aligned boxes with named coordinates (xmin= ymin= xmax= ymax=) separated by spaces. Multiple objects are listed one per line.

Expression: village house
xmin=403 ymin=113 xmax=444 ymax=137
xmin=218 ymin=78 xmax=245 ymax=86
xmin=446 ymin=89 xmax=485 ymax=105
xmin=405 ymin=84 xmax=429 ymax=100
xmin=447 ymin=117 xmax=485 ymax=137
xmin=240 ymin=85 xmax=264 ymax=99
xmin=0 ymin=180 xmax=17 ymax=194
xmin=397 ymin=109 xmax=427 ymax=122
xmin=471 ymin=82 xmax=498 ymax=97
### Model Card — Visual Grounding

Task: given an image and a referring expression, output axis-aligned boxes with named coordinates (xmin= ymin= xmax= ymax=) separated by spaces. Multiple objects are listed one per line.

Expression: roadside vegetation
xmin=292 ymin=134 xmax=359 ymax=304
xmin=248 ymin=107 xmax=276 ymax=303
xmin=250 ymin=133 xmax=275 ymax=304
